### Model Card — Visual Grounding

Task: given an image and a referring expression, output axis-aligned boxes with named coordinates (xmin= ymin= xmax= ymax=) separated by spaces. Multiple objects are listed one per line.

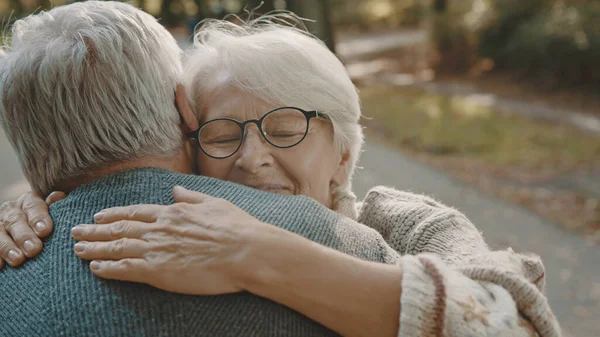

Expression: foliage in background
xmin=431 ymin=0 xmax=600 ymax=89
xmin=330 ymin=0 xmax=428 ymax=31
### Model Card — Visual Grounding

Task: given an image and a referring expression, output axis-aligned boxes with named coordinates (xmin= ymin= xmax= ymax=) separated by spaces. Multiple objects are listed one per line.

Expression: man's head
xmin=0 ymin=1 xmax=197 ymax=195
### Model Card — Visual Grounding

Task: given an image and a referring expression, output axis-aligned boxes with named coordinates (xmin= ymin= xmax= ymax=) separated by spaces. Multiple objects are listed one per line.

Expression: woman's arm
xmin=238 ymin=223 xmax=560 ymax=337
xmin=73 ymin=186 xmax=402 ymax=337
xmin=239 ymin=223 xmax=403 ymax=337
xmin=74 ymin=187 xmax=560 ymax=337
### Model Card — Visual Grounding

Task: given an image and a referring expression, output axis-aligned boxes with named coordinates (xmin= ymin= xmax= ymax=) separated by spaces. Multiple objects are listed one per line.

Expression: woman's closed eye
xmin=203 ymin=134 xmax=242 ymax=145
xmin=264 ymin=123 xmax=306 ymax=138
xmin=268 ymin=131 xmax=304 ymax=138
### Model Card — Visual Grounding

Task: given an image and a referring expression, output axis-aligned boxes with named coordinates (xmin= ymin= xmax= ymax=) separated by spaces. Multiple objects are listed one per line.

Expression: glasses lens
xmin=262 ymin=108 xmax=308 ymax=147
xmin=199 ymin=119 xmax=242 ymax=158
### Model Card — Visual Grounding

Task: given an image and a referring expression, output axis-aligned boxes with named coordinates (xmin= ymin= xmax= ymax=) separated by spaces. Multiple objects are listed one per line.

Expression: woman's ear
xmin=175 ymin=84 xmax=199 ymax=133
xmin=331 ymin=149 xmax=351 ymax=188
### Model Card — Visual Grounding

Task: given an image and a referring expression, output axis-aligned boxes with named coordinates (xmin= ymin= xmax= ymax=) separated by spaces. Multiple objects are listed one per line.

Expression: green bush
xmin=504 ymin=1 xmax=600 ymax=87
xmin=476 ymin=0 xmax=548 ymax=63
xmin=431 ymin=0 xmax=600 ymax=88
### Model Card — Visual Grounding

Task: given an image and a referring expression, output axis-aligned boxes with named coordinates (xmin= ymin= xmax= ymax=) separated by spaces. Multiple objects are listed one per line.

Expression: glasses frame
xmin=187 ymin=106 xmax=331 ymax=159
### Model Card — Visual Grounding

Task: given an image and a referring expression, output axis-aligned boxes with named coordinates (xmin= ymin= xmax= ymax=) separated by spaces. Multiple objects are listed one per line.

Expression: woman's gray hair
xmin=183 ymin=14 xmax=364 ymax=200
xmin=0 ymin=1 xmax=183 ymax=195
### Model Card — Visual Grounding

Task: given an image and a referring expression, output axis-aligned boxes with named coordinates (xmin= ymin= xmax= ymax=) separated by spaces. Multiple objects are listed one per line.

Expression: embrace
xmin=0 ymin=2 xmax=561 ymax=337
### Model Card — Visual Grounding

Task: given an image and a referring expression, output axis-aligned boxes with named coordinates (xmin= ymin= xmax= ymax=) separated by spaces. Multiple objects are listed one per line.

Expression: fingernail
xmin=7 ymin=249 xmax=21 ymax=263
xmin=24 ymin=240 xmax=36 ymax=254
xmin=94 ymin=212 xmax=105 ymax=221
xmin=90 ymin=261 xmax=100 ymax=270
xmin=35 ymin=221 xmax=46 ymax=233
xmin=71 ymin=226 xmax=84 ymax=236
xmin=74 ymin=242 xmax=87 ymax=253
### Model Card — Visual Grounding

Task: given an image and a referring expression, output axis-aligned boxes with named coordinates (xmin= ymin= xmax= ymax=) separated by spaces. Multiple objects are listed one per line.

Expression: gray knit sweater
xmin=0 ymin=168 xmax=398 ymax=337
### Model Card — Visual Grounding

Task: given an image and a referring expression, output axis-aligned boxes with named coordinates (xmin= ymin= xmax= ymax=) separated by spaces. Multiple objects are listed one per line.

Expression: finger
xmin=1 ymin=200 xmax=43 ymax=258
xmin=45 ymin=191 xmax=66 ymax=206
xmin=0 ymin=257 xmax=4 ymax=271
xmin=21 ymin=191 xmax=53 ymax=237
xmin=94 ymin=204 xmax=164 ymax=224
xmin=89 ymin=258 xmax=151 ymax=283
xmin=172 ymin=186 xmax=213 ymax=204
xmin=0 ymin=226 xmax=25 ymax=267
xmin=74 ymin=238 xmax=148 ymax=261
xmin=72 ymin=221 xmax=154 ymax=242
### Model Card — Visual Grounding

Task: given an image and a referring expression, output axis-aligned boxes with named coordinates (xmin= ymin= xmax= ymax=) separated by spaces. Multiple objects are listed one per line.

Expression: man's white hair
xmin=183 ymin=14 xmax=364 ymax=199
xmin=0 ymin=1 xmax=183 ymax=195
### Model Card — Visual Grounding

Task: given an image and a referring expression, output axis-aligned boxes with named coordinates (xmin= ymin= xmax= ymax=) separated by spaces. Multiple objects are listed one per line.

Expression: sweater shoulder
xmin=357 ymin=186 xmax=485 ymax=259
xmin=0 ymin=251 xmax=53 ymax=335
xmin=357 ymin=186 xmax=473 ymax=237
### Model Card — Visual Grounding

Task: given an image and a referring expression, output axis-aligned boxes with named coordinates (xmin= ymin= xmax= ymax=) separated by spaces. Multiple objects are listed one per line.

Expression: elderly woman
xmin=0 ymin=14 xmax=559 ymax=337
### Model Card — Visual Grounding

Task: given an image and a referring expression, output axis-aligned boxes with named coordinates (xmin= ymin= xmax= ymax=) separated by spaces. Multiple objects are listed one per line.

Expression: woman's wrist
xmin=230 ymin=221 xmax=304 ymax=292
xmin=231 ymin=222 xmax=403 ymax=337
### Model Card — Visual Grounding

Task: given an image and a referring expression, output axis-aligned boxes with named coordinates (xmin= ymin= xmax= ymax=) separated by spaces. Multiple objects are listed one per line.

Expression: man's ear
xmin=176 ymin=84 xmax=199 ymax=133
xmin=331 ymin=149 xmax=351 ymax=188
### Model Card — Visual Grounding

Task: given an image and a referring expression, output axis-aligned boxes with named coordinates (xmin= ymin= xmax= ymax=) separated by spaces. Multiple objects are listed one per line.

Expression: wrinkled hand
xmin=72 ymin=186 xmax=266 ymax=295
xmin=0 ymin=191 xmax=65 ymax=269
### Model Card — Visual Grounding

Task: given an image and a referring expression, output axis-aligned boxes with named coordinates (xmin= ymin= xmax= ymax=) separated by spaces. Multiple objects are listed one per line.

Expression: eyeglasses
xmin=187 ymin=107 xmax=331 ymax=159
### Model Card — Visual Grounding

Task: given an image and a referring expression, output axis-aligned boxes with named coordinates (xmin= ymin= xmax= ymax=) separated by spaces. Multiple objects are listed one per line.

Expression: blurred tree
xmin=239 ymin=0 xmax=335 ymax=52
xmin=161 ymin=0 xmax=174 ymax=25
xmin=9 ymin=0 xmax=24 ymax=18
xmin=434 ymin=0 xmax=447 ymax=12
xmin=247 ymin=0 xmax=275 ymax=13
xmin=293 ymin=0 xmax=336 ymax=53
xmin=159 ymin=0 xmax=186 ymax=26
xmin=38 ymin=0 xmax=50 ymax=10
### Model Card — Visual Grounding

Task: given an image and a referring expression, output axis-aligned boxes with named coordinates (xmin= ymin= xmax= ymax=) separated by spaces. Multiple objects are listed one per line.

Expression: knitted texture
xmin=357 ymin=186 xmax=489 ymax=264
xmin=356 ymin=186 xmax=561 ymax=337
xmin=0 ymin=168 xmax=399 ymax=337
xmin=399 ymin=254 xmax=561 ymax=337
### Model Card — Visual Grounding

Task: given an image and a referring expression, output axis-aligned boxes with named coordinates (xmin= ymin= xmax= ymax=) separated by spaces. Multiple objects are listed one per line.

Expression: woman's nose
xmin=234 ymin=125 xmax=274 ymax=174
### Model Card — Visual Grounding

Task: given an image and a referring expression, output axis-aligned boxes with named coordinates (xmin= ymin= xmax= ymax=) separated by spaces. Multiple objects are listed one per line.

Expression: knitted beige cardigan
xmin=335 ymin=186 xmax=561 ymax=337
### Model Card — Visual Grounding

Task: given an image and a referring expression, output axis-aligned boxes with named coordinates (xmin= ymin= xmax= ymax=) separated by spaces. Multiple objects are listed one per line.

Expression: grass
xmin=359 ymin=84 xmax=600 ymax=170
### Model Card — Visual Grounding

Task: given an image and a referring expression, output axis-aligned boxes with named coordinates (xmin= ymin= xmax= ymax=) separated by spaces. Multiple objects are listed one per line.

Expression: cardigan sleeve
xmin=356 ymin=186 xmax=560 ymax=336
xmin=357 ymin=186 xmax=545 ymax=290
xmin=357 ymin=186 xmax=489 ymax=264
xmin=397 ymin=254 xmax=561 ymax=337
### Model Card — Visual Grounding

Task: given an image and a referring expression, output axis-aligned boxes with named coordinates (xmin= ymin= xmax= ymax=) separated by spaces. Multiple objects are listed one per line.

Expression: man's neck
xmin=53 ymin=149 xmax=193 ymax=195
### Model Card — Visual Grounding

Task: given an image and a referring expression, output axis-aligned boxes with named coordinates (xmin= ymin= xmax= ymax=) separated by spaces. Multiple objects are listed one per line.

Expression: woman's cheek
xmin=282 ymin=154 xmax=335 ymax=204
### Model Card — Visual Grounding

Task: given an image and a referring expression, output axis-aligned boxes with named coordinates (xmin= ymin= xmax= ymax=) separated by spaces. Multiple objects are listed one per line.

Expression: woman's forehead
xmin=199 ymin=86 xmax=278 ymax=121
